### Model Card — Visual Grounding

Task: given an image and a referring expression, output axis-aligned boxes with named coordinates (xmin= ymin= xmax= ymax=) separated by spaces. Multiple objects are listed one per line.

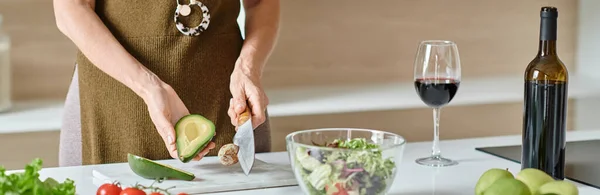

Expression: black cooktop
xmin=475 ymin=139 xmax=600 ymax=189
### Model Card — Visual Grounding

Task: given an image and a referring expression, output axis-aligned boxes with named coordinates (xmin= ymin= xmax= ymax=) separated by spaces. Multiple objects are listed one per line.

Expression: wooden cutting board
xmin=92 ymin=156 xmax=298 ymax=194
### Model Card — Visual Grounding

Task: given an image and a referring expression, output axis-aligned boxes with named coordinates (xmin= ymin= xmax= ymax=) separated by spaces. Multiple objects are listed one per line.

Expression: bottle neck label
xmin=540 ymin=16 xmax=557 ymax=41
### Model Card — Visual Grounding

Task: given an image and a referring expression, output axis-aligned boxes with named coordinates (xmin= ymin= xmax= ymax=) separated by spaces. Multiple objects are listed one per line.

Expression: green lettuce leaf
xmin=0 ymin=158 xmax=76 ymax=195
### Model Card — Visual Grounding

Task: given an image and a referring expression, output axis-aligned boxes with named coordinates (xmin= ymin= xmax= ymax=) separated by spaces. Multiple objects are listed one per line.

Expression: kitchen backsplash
xmin=0 ymin=0 xmax=577 ymax=100
xmin=0 ymin=14 xmax=11 ymax=112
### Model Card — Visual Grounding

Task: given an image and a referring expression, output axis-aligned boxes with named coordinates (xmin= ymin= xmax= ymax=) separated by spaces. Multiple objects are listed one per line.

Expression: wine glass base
xmin=416 ymin=156 xmax=458 ymax=167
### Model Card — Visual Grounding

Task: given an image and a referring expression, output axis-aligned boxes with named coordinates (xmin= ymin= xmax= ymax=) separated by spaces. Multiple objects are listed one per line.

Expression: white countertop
xmin=3 ymin=74 xmax=600 ymax=134
xmin=8 ymin=129 xmax=600 ymax=195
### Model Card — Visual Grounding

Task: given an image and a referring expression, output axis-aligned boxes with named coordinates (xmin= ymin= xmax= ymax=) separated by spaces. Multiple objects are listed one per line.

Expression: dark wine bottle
xmin=522 ymin=6 xmax=568 ymax=180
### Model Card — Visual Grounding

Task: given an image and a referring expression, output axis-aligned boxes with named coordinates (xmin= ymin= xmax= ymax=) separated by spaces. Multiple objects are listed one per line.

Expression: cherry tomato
xmin=177 ymin=193 xmax=189 ymax=195
xmin=149 ymin=193 xmax=163 ymax=195
xmin=120 ymin=188 xmax=146 ymax=195
xmin=97 ymin=182 xmax=122 ymax=195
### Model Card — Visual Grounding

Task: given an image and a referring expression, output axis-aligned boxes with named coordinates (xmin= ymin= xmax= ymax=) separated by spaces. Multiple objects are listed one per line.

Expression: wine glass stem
xmin=431 ymin=107 xmax=441 ymax=158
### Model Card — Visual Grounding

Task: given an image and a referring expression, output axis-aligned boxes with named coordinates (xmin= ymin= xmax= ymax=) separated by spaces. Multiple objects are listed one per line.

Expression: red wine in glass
xmin=414 ymin=78 xmax=460 ymax=108
xmin=413 ymin=40 xmax=461 ymax=167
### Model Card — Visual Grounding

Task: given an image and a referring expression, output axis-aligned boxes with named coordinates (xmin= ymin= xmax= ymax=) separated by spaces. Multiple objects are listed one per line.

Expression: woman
xmin=53 ymin=0 xmax=280 ymax=166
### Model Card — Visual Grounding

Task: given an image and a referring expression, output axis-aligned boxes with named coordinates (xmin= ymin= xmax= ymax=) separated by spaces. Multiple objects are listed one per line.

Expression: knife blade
xmin=233 ymin=106 xmax=255 ymax=176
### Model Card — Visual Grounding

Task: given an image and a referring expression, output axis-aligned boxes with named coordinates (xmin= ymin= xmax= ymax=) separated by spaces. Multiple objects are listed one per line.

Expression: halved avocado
xmin=175 ymin=114 xmax=216 ymax=163
xmin=127 ymin=153 xmax=195 ymax=181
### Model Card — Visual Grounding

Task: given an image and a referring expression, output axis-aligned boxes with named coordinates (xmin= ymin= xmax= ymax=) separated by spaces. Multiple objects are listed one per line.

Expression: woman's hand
xmin=142 ymin=82 xmax=216 ymax=160
xmin=228 ymin=60 xmax=269 ymax=129
xmin=227 ymin=0 xmax=279 ymax=129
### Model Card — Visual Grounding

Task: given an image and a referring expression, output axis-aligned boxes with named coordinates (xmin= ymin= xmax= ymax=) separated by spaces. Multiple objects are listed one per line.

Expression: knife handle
xmin=237 ymin=107 xmax=251 ymax=126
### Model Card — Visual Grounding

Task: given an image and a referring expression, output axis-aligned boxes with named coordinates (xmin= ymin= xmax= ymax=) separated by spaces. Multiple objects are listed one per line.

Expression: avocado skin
xmin=127 ymin=153 xmax=195 ymax=181
xmin=175 ymin=114 xmax=216 ymax=163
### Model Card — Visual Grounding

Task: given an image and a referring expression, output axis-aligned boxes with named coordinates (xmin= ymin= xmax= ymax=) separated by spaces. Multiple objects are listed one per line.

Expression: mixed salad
xmin=294 ymin=138 xmax=396 ymax=195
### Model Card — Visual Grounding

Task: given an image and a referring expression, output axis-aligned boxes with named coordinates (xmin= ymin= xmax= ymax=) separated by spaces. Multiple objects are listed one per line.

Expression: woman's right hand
xmin=141 ymin=83 xmax=216 ymax=160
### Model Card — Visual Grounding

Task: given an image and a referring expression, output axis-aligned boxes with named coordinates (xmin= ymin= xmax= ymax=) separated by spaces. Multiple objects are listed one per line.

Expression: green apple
xmin=483 ymin=177 xmax=531 ymax=195
xmin=476 ymin=168 xmax=515 ymax=195
xmin=516 ymin=168 xmax=555 ymax=194
xmin=538 ymin=180 xmax=579 ymax=195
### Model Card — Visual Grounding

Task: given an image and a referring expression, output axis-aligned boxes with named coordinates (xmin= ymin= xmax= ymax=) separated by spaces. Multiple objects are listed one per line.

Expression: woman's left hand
xmin=228 ymin=60 xmax=269 ymax=130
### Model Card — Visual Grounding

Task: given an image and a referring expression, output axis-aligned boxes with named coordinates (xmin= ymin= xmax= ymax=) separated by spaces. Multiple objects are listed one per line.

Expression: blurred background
xmin=1 ymin=0 xmax=599 ymax=169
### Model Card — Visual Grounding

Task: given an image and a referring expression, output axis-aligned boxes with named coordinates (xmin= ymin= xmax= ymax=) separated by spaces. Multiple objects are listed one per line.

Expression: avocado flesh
xmin=127 ymin=153 xmax=195 ymax=181
xmin=175 ymin=114 xmax=216 ymax=163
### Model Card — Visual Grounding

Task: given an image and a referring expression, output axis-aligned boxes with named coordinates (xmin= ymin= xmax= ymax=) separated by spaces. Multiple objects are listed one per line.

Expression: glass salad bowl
xmin=285 ymin=128 xmax=406 ymax=195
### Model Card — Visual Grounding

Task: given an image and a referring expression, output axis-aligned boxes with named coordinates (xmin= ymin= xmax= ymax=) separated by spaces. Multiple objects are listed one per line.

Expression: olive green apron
xmin=76 ymin=0 xmax=271 ymax=165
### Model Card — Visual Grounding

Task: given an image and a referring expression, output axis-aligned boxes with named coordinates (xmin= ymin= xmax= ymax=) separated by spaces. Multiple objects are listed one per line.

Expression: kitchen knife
xmin=233 ymin=106 xmax=255 ymax=176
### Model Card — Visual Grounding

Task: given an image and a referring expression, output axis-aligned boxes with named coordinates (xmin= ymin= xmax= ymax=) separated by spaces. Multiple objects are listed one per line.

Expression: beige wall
xmin=0 ymin=0 xmax=77 ymax=100
xmin=264 ymin=0 xmax=578 ymax=88
xmin=1 ymin=0 xmax=578 ymax=100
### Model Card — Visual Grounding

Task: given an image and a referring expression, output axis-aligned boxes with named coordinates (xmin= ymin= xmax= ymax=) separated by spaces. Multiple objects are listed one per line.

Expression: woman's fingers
xmin=148 ymin=106 xmax=178 ymax=159
xmin=230 ymin=81 xmax=247 ymax=115
xmin=229 ymin=72 xmax=270 ymax=129
xmin=154 ymin=123 xmax=177 ymax=159
xmin=232 ymin=88 xmax=267 ymax=128
xmin=169 ymin=147 xmax=178 ymax=159
xmin=228 ymin=98 xmax=238 ymax=126
xmin=233 ymin=97 xmax=247 ymax=114
xmin=144 ymin=84 xmax=194 ymax=160
xmin=160 ymin=125 xmax=178 ymax=159
xmin=230 ymin=92 xmax=249 ymax=128
xmin=192 ymin=142 xmax=216 ymax=161
xmin=247 ymin=87 xmax=268 ymax=129
xmin=148 ymin=100 xmax=178 ymax=159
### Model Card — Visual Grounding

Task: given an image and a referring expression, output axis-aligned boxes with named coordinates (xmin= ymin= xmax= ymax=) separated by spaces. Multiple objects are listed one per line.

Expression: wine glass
xmin=413 ymin=40 xmax=461 ymax=167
